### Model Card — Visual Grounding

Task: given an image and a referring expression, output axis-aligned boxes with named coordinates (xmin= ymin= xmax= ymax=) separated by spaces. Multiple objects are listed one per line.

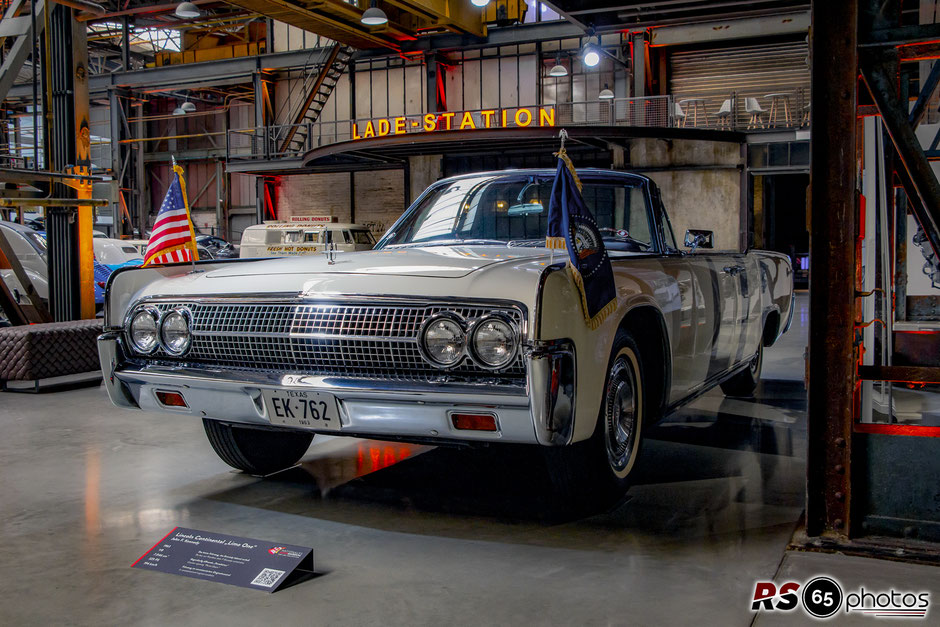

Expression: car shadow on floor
xmin=196 ymin=381 xmax=807 ymax=546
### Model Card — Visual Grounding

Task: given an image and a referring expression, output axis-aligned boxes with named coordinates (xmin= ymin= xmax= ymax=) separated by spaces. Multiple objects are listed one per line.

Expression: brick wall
xmin=353 ymin=169 xmax=406 ymax=237
xmin=277 ymin=172 xmax=353 ymax=221
xmin=276 ymin=170 xmax=406 ymax=238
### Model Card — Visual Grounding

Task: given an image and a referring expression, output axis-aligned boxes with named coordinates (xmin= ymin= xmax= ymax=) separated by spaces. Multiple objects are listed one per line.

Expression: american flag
xmin=143 ymin=164 xmax=199 ymax=266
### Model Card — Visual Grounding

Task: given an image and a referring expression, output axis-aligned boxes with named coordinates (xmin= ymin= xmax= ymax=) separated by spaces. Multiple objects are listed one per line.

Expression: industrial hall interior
xmin=2 ymin=0 xmax=940 ymax=624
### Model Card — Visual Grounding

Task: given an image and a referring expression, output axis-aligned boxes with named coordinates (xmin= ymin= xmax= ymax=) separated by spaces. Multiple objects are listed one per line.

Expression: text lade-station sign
xmin=351 ymin=105 xmax=556 ymax=140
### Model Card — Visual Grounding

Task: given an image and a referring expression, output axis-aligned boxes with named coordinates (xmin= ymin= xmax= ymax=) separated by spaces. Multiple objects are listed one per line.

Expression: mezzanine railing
xmin=226 ymin=91 xmax=812 ymax=163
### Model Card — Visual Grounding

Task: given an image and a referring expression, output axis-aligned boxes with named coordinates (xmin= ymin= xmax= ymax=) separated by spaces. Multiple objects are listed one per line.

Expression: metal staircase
xmin=278 ymin=43 xmax=354 ymax=155
xmin=0 ymin=0 xmax=44 ymax=104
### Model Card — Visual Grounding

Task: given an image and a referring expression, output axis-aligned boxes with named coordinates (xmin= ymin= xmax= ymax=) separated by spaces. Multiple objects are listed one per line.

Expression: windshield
xmin=379 ymin=174 xmax=652 ymax=251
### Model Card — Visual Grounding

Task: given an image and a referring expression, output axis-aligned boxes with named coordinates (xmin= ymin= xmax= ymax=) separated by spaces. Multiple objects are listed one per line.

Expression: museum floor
xmin=2 ymin=291 xmax=938 ymax=625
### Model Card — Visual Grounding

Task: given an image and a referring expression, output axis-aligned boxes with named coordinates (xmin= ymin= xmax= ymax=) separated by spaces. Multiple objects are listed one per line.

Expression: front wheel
xmin=203 ymin=419 xmax=313 ymax=476
xmin=543 ymin=329 xmax=645 ymax=512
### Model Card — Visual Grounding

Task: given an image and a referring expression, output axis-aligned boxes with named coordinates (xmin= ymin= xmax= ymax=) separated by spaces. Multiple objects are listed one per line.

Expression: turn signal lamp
xmin=156 ymin=390 xmax=188 ymax=408
xmin=451 ymin=413 xmax=498 ymax=432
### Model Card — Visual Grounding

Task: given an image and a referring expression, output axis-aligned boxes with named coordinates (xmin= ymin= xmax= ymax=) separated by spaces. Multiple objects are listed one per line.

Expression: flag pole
xmin=550 ymin=129 xmax=569 ymax=267
xmin=172 ymin=155 xmax=197 ymax=273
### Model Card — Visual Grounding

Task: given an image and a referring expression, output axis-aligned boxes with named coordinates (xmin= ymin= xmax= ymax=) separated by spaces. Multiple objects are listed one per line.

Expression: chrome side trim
xmin=527 ymin=339 xmax=577 ymax=446
xmin=782 ymin=291 xmax=796 ymax=335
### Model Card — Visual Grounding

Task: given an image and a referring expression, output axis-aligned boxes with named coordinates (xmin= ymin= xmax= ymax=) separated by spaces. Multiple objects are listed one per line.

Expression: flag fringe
xmin=552 ymin=149 xmax=583 ymax=193
xmin=545 ymin=236 xmax=567 ymax=250
xmin=567 ymin=263 xmax=617 ymax=330
xmin=143 ymin=243 xmax=190 ymax=267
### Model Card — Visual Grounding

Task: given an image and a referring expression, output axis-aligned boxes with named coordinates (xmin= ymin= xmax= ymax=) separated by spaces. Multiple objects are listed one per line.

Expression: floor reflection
xmin=202 ymin=376 xmax=807 ymax=545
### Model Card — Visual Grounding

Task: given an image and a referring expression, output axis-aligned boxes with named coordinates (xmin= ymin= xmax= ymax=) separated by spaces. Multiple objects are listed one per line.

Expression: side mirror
xmin=684 ymin=229 xmax=714 ymax=253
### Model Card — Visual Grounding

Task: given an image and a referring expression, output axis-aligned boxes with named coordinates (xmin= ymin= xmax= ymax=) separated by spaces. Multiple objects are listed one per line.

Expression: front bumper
xmin=98 ymin=332 xmax=575 ymax=446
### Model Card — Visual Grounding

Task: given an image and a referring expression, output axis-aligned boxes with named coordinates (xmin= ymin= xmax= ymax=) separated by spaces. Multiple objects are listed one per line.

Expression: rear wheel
xmin=203 ymin=419 xmax=313 ymax=475
xmin=544 ymin=329 xmax=645 ymax=512
xmin=720 ymin=342 xmax=763 ymax=397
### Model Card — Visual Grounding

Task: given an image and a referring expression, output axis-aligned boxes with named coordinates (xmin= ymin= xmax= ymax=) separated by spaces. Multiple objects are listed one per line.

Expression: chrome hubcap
xmin=605 ymin=358 xmax=638 ymax=472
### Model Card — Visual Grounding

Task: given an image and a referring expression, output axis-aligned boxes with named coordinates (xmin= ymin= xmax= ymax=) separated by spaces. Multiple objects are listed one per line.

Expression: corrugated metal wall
xmin=669 ymin=41 xmax=810 ymax=129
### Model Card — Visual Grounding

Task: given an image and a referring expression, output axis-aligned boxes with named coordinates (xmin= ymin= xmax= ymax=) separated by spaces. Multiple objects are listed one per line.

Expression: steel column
xmin=805 ymin=0 xmax=858 ymax=538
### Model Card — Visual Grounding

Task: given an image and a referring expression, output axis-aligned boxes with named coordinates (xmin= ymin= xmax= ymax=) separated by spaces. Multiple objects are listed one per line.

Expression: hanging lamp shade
xmin=599 ymin=84 xmax=614 ymax=99
xmin=361 ymin=1 xmax=388 ymax=25
xmin=174 ymin=2 xmax=201 ymax=19
xmin=548 ymin=54 xmax=568 ymax=77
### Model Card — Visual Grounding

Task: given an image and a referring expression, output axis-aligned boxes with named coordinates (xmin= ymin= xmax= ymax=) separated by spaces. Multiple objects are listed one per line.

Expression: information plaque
xmin=132 ymin=527 xmax=314 ymax=592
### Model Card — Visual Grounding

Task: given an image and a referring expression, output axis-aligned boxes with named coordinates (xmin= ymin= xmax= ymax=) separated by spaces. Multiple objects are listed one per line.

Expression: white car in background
xmin=93 ymin=237 xmax=144 ymax=268
xmin=0 ymin=221 xmax=48 ymax=306
xmin=239 ymin=220 xmax=376 ymax=258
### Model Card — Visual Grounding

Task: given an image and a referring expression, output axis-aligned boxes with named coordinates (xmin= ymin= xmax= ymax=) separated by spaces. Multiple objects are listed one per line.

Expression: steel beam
xmin=861 ymin=51 xmax=940 ymax=260
xmin=908 ymin=60 xmax=940 ymax=129
xmin=5 ymin=46 xmax=337 ymax=99
xmin=0 ymin=0 xmax=45 ymax=103
xmin=806 ymin=0 xmax=858 ymax=539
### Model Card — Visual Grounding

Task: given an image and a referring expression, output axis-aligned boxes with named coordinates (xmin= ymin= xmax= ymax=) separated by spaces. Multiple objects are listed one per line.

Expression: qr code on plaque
xmin=250 ymin=568 xmax=286 ymax=588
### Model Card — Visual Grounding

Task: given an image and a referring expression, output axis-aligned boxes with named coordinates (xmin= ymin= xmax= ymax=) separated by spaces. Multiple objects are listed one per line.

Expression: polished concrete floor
xmin=1 ymin=292 xmax=937 ymax=625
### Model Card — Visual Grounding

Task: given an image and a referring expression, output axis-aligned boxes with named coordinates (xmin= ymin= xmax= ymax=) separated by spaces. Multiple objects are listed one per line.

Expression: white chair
xmin=745 ymin=97 xmax=766 ymax=129
xmin=716 ymin=99 xmax=733 ymax=130
xmin=673 ymin=101 xmax=687 ymax=127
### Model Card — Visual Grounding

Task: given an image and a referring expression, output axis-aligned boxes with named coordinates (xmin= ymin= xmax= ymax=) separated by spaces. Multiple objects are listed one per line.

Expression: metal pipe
xmin=118 ymin=131 xmax=226 ymax=144
xmin=0 ymin=197 xmax=108 ymax=206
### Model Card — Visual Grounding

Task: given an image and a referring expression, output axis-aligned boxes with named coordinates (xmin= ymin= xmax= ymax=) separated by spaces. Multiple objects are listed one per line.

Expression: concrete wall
xmin=629 ymin=138 xmax=744 ymax=252
xmin=408 ymin=155 xmax=442 ymax=203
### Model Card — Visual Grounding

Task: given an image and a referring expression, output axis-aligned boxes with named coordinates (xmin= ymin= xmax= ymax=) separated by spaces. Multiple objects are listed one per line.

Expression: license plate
xmin=263 ymin=389 xmax=341 ymax=431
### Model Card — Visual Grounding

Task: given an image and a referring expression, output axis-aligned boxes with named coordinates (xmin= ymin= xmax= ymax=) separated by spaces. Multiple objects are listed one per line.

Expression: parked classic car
xmin=98 ymin=169 xmax=794 ymax=506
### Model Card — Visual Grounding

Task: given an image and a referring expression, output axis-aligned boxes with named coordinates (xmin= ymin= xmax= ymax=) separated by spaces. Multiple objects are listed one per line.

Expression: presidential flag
xmin=143 ymin=164 xmax=199 ymax=266
xmin=545 ymin=150 xmax=617 ymax=330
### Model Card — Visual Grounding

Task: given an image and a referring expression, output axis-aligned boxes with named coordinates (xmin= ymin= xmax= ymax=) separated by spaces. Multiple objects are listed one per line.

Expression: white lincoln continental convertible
xmin=99 ymin=169 xmax=794 ymax=506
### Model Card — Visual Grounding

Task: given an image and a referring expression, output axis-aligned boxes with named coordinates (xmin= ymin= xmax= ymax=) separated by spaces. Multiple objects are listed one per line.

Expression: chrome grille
xmin=143 ymin=300 xmax=526 ymax=383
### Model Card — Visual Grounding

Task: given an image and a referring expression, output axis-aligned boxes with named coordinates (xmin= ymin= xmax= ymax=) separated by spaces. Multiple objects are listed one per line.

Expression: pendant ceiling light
xmin=548 ymin=53 xmax=567 ymax=77
xmin=361 ymin=0 xmax=388 ymax=25
xmin=599 ymin=84 xmax=614 ymax=99
xmin=174 ymin=1 xmax=201 ymax=19
xmin=582 ymin=40 xmax=601 ymax=68
xmin=470 ymin=0 xmax=491 ymax=7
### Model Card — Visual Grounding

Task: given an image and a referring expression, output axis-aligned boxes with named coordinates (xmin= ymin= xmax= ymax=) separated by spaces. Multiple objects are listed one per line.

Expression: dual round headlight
xmin=128 ymin=306 xmax=191 ymax=356
xmin=419 ymin=313 xmax=517 ymax=370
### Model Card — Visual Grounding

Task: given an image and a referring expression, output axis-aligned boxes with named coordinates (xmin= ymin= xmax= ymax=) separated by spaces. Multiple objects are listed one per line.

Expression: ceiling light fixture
xmin=181 ymin=101 xmax=196 ymax=113
xmin=599 ymin=84 xmax=614 ymax=99
xmin=361 ymin=0 xmax=388 ymax=25
xmin=582 ymin=39 xmax=601 ymax=68
xmin=172 ymin=106 xmax=186 ymax=116
xmin=174 ymin=1 xmax=201 ymax=19
xmin=470 ymin=0 xmax=491 ymax=7
xmin=548 ymin=53 xmax=568 ymax=77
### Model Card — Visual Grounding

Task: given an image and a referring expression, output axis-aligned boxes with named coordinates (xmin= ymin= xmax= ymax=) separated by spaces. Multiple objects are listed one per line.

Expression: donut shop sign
xmin=351 ymin=106 xmax=555 ymax=140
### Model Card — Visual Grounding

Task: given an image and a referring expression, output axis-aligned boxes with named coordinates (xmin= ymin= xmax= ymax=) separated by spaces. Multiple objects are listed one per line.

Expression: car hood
xmin=112 ymin=246 xmax=560 ymax=325
xmin=207 ymin=246 xmax=545 ymax=280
